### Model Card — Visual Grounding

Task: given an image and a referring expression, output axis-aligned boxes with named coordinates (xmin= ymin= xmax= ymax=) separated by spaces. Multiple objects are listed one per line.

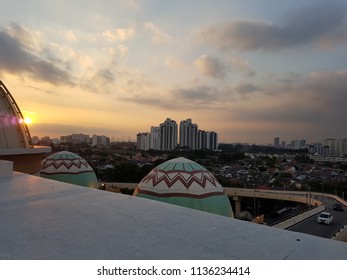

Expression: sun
xmin=24 ymin=117 xmax=33 ymax=125
xmin=21 ymin=111 xmax=36 ymax=125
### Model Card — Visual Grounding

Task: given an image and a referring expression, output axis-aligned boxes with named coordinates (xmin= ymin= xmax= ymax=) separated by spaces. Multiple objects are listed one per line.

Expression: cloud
xmin=0 ymin=22 xmax=74 ymax=86
xmin=144 ymin=21 xmax=172 ymax=44
xmin=194 ymin=55 xmax=227 ymax=79
xmin=3 ymin=22 xmax=42 ymax=52
xmin=97 ymin=68 xmax=115 ymax=83
xmin=171 ymin=85 xmax=234 ymax=108
xmin=102 ymin=26 xmax=136 ymax=42
xmin=121 ymin=95 xmax=179 ymax=110
xmin=165 ymin=57 xmax=188 ymax=69
xmin=300 ymin=70 xmax=347 ymax=110
xmin=80 ymin=67 xmax=116 ymax=94
xmin=125 ymin=0 xmax=141 ymax=10
xmin=200 ymin=1 xmax=347 ymax=51
xmin=235 ymin=83 xmax=261 ymax=95
xmin=63 ymin=30 xmax=79 ymax=43
xmin=173 ymin=85 xmax=219 ymax=100
xmin=231 ymin=70 xmax=347 ymax=139
xmin=194 ymin=54 xmax=255 ymax=78
xmin=228 ymin=56 xmax=255 ymax=76
xmin=30 ymin=122 xmax=126 ymax=138
xmin=121 ymin=84 xmax=233 ymax=111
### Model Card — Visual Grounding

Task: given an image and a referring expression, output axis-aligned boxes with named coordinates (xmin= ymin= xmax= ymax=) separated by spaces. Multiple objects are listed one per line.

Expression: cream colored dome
xmin=134 ymin=157 xmax=233 ymax=217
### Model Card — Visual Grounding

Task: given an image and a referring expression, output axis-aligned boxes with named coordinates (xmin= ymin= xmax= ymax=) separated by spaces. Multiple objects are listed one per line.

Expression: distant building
xmin=136 ymin=132 xmax=150 ymax=151
xmin=160 ymin=118 xmax=178 ymax=151
xmin=290 ymin=140 xmax=299 ymax=149
xmin=299 ymin=139 xmax=306 ymax=149
xmin=323 ymin=138 xmax=347 ymax=156
xmin=207 ymin=131 xmax=218 ymax=150
xmin=32 ymin=136 xmax=40 ymax=145
xmin=179 ymin=119 xmax=198 ymax=150
xmin=137 ymin=118 xmax=218 ymax=151
xmin=198 ymin=130 xmax=218 ymax=150
xmin=72 ymin=133 xmax=90 ymax=144
xmin=308 ymin=143 xmax=330 ymax=156
xmin=92 ymin=135 xmax=109 ymax=147
xmin=61 ymin=133 xmax=90 ymax=144
xmin=149 ymin=126 xmax=161 ymax=150
xmin=274 ymin=137 xmax=280 ymax=148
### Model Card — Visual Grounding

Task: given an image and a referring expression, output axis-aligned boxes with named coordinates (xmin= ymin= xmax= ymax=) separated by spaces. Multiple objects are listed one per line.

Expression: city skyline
xmin=1 ymin=1 xmax=347 ymax=144
xmin=137 ymin=118 xmax=218 ymax=150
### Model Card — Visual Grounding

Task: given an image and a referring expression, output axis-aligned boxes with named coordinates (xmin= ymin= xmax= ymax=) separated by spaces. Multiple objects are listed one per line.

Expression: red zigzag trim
xmin=141 ymin=169 xmax=220 ymax=189
xmin=42 ymin=159 xmax=89 ymax=170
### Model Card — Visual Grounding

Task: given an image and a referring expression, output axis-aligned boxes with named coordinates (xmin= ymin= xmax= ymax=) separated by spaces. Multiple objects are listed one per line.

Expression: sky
xmin=1 ymin=0 xmax=347 ymax=144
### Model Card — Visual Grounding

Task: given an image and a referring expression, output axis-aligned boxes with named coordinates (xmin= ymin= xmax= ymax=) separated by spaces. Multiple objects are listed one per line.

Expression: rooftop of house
xmin=1 ymin=160 xmax=347 ymax=260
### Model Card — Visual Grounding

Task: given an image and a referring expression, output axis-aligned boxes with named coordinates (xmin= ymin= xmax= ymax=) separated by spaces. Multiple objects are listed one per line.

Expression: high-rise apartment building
xmin=308 ymin=143 xmax=330 ymax=156
xmin=137 ymin=118 xmax=218 ymax=151
xmin=274 ymin=137 xmax=280 ymax=148
xmin=149 ymin=126 xmax=161 ymax=150
xmin=208 ymin=131 xmax=218 ymax=150
xmin=323 ymin=138 xmax=347 ymax=156
xmin=323 ymin=139 xmax=337 ymax=156
xmin=137 ymin=132 xmax=150 ymax=151
xmin=179 ymin=119 xmax=198 ymax=150
xmin=197 ymin=130 xmax=218 ymax=150
xmin=60 ymin=133 xmax=90 ymax=144
xmin=92 ymin=135 xmax=109 ymax=147
xmin=160 ymin=118 xmax=178 ymax=151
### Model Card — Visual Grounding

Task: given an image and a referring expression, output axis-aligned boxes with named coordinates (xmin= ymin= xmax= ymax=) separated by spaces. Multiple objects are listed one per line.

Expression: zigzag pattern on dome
xmin=41 ymin=158 xmax=90 ymax=171
xmin=140 ymin=168 xmax=221 ymax=190
xmin=137 ymin=189 xmax=225 ymax=198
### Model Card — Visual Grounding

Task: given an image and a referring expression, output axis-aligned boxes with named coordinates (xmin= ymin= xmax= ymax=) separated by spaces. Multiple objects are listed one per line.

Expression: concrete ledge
xmin=0 ymin=146 xmax=51 ymax=155
xmin=1 ymin=173 xmax=347 ymax=259
xmin=0 ymin=160 xmax=13 ymax=177
xmin=332 ymin=224 xmax=347 ymax=242
xmin=273 ymin=206 xmax=325 ymax=229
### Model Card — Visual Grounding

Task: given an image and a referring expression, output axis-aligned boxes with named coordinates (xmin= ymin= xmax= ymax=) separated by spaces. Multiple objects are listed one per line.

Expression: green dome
xmin=134 ymin=157 xmax=233 ymax=217
xmin=40 ymin=151 xmax=98 ymax=188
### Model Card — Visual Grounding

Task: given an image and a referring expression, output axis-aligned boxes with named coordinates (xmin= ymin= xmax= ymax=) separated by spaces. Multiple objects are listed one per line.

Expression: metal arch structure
xmin=0 ymin=80 xmax=33 ymax=148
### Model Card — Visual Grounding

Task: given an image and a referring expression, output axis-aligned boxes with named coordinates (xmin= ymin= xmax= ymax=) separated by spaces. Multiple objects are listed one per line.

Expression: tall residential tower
xmin=160 ymin=118 xmax=178 ymax=150
xmin=179 ymin=119 xmax=198 ymax=150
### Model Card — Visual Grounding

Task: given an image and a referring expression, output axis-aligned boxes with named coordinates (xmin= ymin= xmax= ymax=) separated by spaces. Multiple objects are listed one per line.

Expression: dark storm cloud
xmin=0 ymin=22 xmax=74 ymax=85
xmin=200 ymin=1 xmax=347 ymax=51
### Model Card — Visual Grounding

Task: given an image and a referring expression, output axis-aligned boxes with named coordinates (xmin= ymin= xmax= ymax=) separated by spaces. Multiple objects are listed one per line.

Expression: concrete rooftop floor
xmin=1 ymin=171 xmax=347 ymax=260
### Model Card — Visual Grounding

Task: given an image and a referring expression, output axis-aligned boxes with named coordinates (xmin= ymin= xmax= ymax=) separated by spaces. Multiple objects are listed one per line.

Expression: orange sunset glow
xmin=1 ymin=0 xmax=347 ymax=144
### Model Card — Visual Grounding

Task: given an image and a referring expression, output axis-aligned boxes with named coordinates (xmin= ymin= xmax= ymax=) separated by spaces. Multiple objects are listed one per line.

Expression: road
xmin=289 ymin=197 xmax=347 ymax=239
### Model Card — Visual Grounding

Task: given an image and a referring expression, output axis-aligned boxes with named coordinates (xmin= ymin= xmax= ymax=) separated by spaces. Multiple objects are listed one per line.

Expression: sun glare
xmin=24 ymin=117 xmax=33 ymax=125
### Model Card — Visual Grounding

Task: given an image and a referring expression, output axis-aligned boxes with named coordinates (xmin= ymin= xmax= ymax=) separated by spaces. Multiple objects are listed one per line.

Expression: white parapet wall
xmin=0 ymin=160 xmax=13 ymax=177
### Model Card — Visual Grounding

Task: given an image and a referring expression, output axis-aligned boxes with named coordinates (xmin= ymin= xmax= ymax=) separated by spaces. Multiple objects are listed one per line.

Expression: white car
xmin=317 ymin=212 xmax=333 ymax=225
